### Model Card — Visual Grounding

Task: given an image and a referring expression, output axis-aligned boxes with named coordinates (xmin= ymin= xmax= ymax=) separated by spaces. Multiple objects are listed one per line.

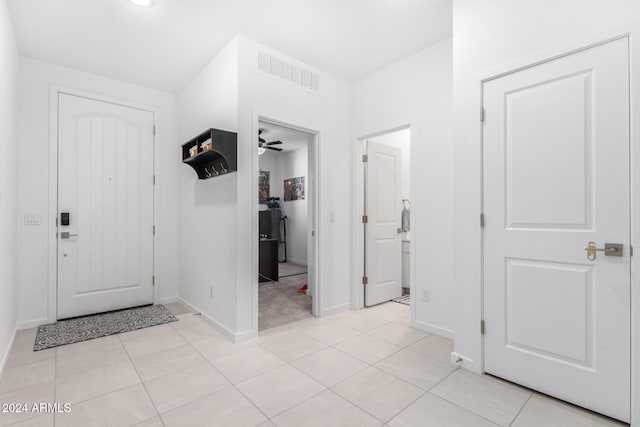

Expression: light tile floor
xmin=0 ymin=302 xmax=628 ymax=427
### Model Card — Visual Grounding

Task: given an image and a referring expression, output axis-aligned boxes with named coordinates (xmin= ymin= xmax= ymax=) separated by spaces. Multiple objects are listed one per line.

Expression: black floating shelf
xmin=182 ymin=128 xmax=237 ymax=179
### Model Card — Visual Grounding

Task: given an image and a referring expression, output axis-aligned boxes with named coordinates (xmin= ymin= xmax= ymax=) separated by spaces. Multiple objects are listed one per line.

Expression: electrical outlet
xmin=422 ymin=289 xmax=430 ymax=302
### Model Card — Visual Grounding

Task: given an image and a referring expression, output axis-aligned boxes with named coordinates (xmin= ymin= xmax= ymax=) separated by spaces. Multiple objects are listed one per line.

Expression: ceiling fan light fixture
xmin=258 ymin=147 xmax=266 ymax=155
xmin=129 ymin=0 xmax=155 ymax=7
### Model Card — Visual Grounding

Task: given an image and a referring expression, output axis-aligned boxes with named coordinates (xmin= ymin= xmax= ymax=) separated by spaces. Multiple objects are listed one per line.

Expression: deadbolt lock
xmin=585 ymin=241 xmax=623 ymax=261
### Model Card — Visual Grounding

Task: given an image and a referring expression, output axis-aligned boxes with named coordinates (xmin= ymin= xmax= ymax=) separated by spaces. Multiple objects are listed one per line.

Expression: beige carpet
xmin=278 ymin=262 xmax=307 ymax=277
xmin=259 ymin=273 xmax=311 ymax=331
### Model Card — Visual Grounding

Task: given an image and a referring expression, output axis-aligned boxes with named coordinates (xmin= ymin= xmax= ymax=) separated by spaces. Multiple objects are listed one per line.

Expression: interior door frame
xmin=47 ymin=86 xmax=158 ymax=323
xmin=252 ymin=115 xmax=321 ymax=322
xmin=470 ymin=29 xmax=638 ymax=423
xmin=352 ymin=126 xmax=418 ymax=322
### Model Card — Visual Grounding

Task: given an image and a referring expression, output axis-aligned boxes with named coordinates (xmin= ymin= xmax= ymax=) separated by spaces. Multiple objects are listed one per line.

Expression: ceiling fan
xmin=258 ymin=128 xmax=283 ymax=153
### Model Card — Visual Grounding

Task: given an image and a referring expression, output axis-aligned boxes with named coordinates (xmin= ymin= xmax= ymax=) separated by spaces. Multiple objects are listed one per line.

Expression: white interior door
xmin=483 ymin=38 xmax=630 ymax=422
xmin=365 ymin=141 xmax=402 ymax=306
xmin=57 ymin=93 xmax=155 ymax=319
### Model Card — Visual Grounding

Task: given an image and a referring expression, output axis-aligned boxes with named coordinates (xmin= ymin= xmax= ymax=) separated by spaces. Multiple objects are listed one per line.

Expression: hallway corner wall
xmin=0 ymin=0 xmax=19 ymax=372
xmin=177 ymin=37 xmax=240 ymax=338
xmin=353 ymin=37 xmax=455 ymax=337
xmin=236 ymin=36 xmax=354 ymax=333
xmin=16 ymin=57 xmax=180 ymax=327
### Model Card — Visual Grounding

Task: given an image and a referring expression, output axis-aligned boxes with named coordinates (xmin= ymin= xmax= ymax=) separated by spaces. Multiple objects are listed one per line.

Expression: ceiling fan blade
xmin=259 ymin=137 xmax=266 ymax=144
xmin=265 ymin=140 xmax=282 ymax=145
xmin=266 ymin=146 xmax=283 ymax=152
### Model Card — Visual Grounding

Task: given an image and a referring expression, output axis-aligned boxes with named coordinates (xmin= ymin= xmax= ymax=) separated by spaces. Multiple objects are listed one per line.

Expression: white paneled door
xmin=57 ymin=93 xmax=155 ymax=319
xmin=365 ymin=141 xmax=402 ymax=306
xmin=483 ymin=38 xmax=630 ymax=422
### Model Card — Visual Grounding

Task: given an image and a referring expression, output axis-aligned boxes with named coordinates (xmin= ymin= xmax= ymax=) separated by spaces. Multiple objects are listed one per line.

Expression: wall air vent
xmin=258 ymin=51 xmax=319 ymax=91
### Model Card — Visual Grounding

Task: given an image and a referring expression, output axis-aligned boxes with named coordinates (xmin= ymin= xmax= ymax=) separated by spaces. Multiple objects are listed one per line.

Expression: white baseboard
xmin=177 ymin=297 xmax=254 ymax=343
xmin=157 ymin=296 xmax=178 ymax=305
xmin=450 ymin=351 xmax=475 ymax=370
xmin=412 ymin=320 xmax=455 ymax=339
xmin=233 ymin=329 xmax=259 ymax=343
xmin=321 ymin=302 xmax=352 ymax=318
xmin=0 ymin=325 xmax=18 ymax=379
xmin=16 ymin=318 xmax=50 ymax=331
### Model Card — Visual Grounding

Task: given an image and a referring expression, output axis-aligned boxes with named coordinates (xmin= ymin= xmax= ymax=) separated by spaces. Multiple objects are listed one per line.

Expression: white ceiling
xmin=259 ymin=122 xmax=310 ymax=153
xmin=7 ymin=0 xmax=452 ymax=93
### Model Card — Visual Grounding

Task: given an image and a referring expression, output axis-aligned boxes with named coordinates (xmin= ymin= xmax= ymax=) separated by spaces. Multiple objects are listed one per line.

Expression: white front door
xmin=57 ymin=93 xmax=155 ymax=319
xmin=483 ymin=38 xmax=630 ymax=422
xmin=365 ymin=141 xmax=402 ymax=306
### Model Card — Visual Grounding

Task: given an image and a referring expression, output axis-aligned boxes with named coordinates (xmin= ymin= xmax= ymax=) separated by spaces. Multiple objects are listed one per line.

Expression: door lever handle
xmin=60 ymin=232 xmax=79 ymax=239
xmin=585 ymin=241 xmax=623 ymax=261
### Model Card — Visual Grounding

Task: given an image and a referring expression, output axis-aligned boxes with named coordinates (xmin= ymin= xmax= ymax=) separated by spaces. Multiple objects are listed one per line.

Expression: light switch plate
xmin=23 ymin=213 xmax=40 ymax=225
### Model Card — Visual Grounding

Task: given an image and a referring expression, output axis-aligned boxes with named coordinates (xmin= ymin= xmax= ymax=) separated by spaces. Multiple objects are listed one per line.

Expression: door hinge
xmin=480 ymin=213 xmax=485 ymax=228
xmin=153 ymin=125 xmax=156 ymax=135
xmin=152 ymin=276 xmax=155 ymax=286
xmin=631 ymin=245 xmax=634 ymax=257
xmin=153 ymin=225 xmax=156 ymax=235
xmin=362 ymin=215 xmax=368 ymax=224
xmin=481 ymin=320 xmax=485 ymax=335
xmin=480 ymin=107 xmax=485 ymax=122
xmin=153 ymin=175 xmax=156 ymax=185
xmin=362 ymin=276 xmax=368 ymax=285
xmin=362 ymin=154 xmax=368 ymax=163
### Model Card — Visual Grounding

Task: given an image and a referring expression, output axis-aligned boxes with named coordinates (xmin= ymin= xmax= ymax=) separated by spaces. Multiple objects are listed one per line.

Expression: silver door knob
xmin=60 ymin=232 xmax=79 ymax=239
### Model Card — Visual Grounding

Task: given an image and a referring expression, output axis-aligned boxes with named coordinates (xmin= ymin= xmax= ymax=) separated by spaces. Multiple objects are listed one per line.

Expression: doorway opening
xmin=257 ymin=120 xmax=317 ymax=331
xmin=360 ymin=127 xmax=411 ymax=310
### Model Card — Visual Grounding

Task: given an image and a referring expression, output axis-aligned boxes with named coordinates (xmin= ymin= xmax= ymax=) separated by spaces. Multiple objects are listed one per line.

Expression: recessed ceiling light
xmin=129 ymin=0 xmax=154 ymax=7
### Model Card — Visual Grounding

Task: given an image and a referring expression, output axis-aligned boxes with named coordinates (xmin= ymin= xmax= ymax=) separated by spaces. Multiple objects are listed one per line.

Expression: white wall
xmin=236 ymin=36 xmax=353 ymax=336
xmin=0 ymin=0 xmax=19 ymax=372
xmin=16 ymin=57 xmax=180 ymax=327
xmin=279 ymin=146 xmax=308 ymax=265
xmin=177 ymin=37 xmax=239 ymax=337
xmin=177 ymin=34 xmax=351 ymax=340
xmin=353 ymin=38 xmax=454 ymax=337
xmin=452 ymin=0 xmax=640 ymax=421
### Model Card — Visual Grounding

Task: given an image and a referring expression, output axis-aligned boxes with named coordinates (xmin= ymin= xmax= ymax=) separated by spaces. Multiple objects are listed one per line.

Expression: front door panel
xmin=57 ymin=93 xmax=154 ymax=319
